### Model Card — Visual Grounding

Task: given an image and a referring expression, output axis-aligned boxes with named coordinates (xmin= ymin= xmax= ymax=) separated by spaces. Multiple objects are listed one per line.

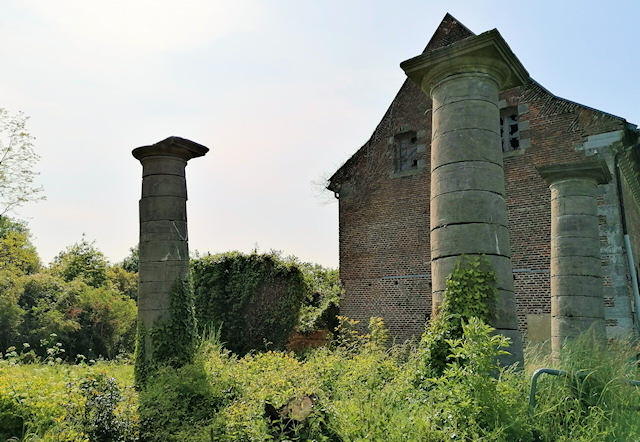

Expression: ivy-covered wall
xmin=191 ymin=252 xmax=307 ymax=354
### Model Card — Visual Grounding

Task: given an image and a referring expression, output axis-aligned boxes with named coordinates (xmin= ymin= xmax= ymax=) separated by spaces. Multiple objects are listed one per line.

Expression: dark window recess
xmin=394 ymin=131 xmax=418 ymax=172
xmin=500 ymin=109 xmax=519 ymax=152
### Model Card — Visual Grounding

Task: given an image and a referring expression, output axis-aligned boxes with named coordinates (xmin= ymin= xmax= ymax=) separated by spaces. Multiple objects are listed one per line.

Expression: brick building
xmin=327 ymin=14 xmax=640 ymax=345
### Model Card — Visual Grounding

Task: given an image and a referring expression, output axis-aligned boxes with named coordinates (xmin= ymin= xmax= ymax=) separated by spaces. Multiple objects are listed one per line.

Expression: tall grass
xmin=525 ymin=332 xmax=640 ymax=441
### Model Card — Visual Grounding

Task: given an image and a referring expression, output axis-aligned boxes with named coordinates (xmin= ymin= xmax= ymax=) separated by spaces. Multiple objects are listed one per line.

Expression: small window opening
xmin=500 ymin=108 xmax=520 ymax=152
xmin=394 ymin=131 xmax=418 ymax=172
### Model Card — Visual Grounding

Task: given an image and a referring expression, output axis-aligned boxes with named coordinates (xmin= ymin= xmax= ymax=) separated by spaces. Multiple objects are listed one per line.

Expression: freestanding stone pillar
xmin=132 ymin=136 xmax=208 ymax=363
xmin=537 ymin=160 xmax=611 ymax=357
xmin=401 ymin=31 xmax=529 ymax=365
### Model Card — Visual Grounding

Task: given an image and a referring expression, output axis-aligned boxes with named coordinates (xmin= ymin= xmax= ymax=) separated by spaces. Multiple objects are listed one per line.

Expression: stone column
xmin=402 ymin=31 xmax=529 ymax=365
xmin=537 ymin=160 xmax=611 ymax=356
xmin=132 ymin=136 xmax=209 ymax=334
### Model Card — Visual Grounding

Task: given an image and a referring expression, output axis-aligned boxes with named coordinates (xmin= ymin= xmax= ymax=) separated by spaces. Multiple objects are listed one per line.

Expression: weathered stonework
xmin=401 ymin=30 xmax=528 ymax=364
xmin=132 ymin=136 xmax=208 ymax=336
xmin=537 ymin=160 xmax=611 ymax=355
xmin=328 ymin=14 xmax=640 ymax=350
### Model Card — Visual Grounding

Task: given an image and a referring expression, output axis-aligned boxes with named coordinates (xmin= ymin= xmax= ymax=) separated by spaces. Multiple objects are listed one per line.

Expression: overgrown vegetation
xmin=3 ymin=318 xmax=637 ymax=441
xmin=420 ymin=255 xmax=498 ymax=377
xmin=191 ymin=252 xmax=310 ymax=354
xmin=135 ymin=278 xmax=198 ymax=387
xmin=2 ymin=221 xmax=638 ymax=440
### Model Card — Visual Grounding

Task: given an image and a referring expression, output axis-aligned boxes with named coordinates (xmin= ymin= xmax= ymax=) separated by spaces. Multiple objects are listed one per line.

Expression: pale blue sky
xmin=2 ymin=0 xmax=639 ymax=268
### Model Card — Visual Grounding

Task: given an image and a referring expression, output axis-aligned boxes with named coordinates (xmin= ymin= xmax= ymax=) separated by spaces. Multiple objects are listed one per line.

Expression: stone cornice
xmin=401 ymin=29 xmax=530 ymax=93
xmin=133 ymin=136 xmax=209 ymax=162
xmin=536 ymin=159 xmax=612 ymax=186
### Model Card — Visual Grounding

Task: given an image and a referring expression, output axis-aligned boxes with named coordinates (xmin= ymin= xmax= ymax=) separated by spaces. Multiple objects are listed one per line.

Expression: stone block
xmin=138 ymin=291 xmax=171 ymax=311
xmin=550 ymin=236 xmax=600 ymax=258
xmin=431 ymin=129 xmax=503 ymax=169
xmin=431 ymin=290 xmax=444 ymax=312
xmin=550 ymin=256 xmax=601 ymax=278
xmin=138 ymin=280 xmax=174 ymax=296
xmin=139 ymin=240 xmax=188 ymax=263
xmin=432 ymin=100 xmax=499 ymax=137
xmin=550 ymin=179 xmax=597 ymax=198
xmin=550 ymin=275 xmax=603 ymax=298
xmin=551 ymin=295 xmax=605 ymax=319
xmin=141 ymin=156 xmax=187 ymax=177
xmin=140 ymin=220 xmax=188 ymax=242
xmin=431 ymin=223 xmax=511 ymax=259
xmin=550 ymin=195 xmax=597 ymax=217
xmin=551 ymin=316 xmax=605 ymax=339
xmin=431 ymin=190 xmax=508 ymax=228
xmin=138 ymin=261 xmax=189 ymax=282
xmin=432 ymin=75 xmax=497 ymax=107
xmin=553 ymin=214 xmax=599 ymax=239
xmin=526 ymin=314 xmax=551 ymax=344
xmin=142 ymin=175 xmax=187 ymax=198
xmin=493 ymin=289 xmax=519 ymax=329
xmin=139 ymin=196 xmax=187 ymax=222
xmin=431 ymin=161 xmax=506 ymax=195
xmin=431 ymin=254 xmax=514 ymax=293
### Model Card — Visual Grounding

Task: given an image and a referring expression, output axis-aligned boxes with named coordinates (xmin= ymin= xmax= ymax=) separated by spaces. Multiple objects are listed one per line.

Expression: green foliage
xmin=191 ymin=252 xmax=307 ymax=354
xmin=0 ymin=108 xmax=45 ymax=217
xmin=440 ymin=255 xmax=497 ymax=322
xmin=51 ymin=236 xmax=109 ymax=288
xmin=149 ymin=278 xmax=198 ymax=368
xmin=1 ymin=325 xmax=639 ymax=441
xmin=106 ymin=265 xmax=138 ymax=300
xmin=0 ymin=217 xmax=40 ymax=275
xmin=80 ymin=373 xmax=138 ymax=441
xmin=419 ymin=255 xmax=498 ymax=377
xmin=120 ymin=245 xmax=139 ymax=274
xmin=296 ymin=262 xmax=342 ymax=333
xmin=0 ymin=361 xmax=137 ymax=440
xmin=5 ymin=271 xmax=137 ymax=361
xmin=425 ymin=318 xmax=528 ymax=440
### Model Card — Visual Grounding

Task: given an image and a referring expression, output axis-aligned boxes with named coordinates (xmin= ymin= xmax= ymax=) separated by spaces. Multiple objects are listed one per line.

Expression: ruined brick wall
xmin=332 ymin=78 xmax=629 ymax=343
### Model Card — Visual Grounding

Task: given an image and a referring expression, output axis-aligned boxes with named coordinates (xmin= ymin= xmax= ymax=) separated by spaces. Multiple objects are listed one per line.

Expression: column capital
xmin=132 ymin=136 xmax=209 ymax=163
xmin=401 ymin=30 xmax=529 ymax=95
xmin=537 ymin=159 xmax=612 ymax=186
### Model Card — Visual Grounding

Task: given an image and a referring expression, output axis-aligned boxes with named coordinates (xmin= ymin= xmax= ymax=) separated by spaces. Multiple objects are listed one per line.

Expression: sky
xmin=1 ymin=0 xmax=639 ymax=268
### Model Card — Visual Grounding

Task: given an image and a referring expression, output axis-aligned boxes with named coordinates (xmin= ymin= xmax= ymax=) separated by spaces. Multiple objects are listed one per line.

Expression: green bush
xmin=296 ymin=263 xmax=342 ymax=334
xmin=191 ymin=252 xmax=307 ymax=355
xmin=80 ymin=373 xmax=137 ymax=441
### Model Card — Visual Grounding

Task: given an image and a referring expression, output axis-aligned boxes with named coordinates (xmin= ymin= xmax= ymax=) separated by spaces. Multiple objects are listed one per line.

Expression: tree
xmin=120 ymin=245 xmax=139 ymax=273
xmin=0 ymin=108 xmax=44 ymax=217
xmin=51 ymin=237 xmax=109 ymax=288
xmin=0 ymin=217 xmax=40 ymax=275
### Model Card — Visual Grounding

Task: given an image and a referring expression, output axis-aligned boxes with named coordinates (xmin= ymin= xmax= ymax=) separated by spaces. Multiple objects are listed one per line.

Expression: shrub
xmin=191 ymin=252 xmax=307 ymax=355
xmin=80 ymin=373 xmax=137 ymax=441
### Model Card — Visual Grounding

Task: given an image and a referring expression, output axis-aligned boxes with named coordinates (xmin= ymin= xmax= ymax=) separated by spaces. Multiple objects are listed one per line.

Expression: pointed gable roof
xmin=423 ymin=13 xmax=475 ymax=53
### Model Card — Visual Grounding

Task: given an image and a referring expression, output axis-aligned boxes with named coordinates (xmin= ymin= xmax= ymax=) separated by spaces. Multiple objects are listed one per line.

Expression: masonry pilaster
xmin=402 ymin=30 xmax=529 ymax=365
xmin=537 ymin=160 xmax=611 ymax=356
xmin=132 ymin=137 xmax=208 ymax=335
